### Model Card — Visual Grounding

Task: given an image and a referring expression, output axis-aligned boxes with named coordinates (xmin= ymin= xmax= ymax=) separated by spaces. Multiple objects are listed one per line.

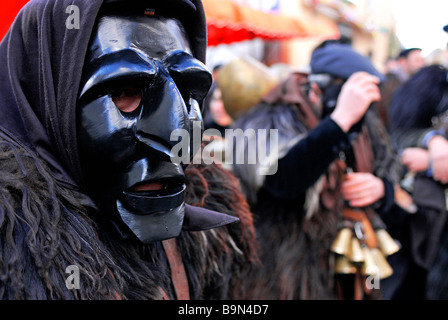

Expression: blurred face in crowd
xmin=209 ymin=87 xmax=233 ymax=127
xmin=400 ymin=49 xmax=425 ymax=75
xmin=307 ymin=82 xmax=324 ymax=116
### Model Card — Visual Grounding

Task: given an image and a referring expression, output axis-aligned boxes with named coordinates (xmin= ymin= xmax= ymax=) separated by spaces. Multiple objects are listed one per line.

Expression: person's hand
xmin=400 ymin=148 xmax=430 ymax=173
xmin=331 ymin=72 xmax=381 ymax=132
xmin=427 ymin=135 xmax=448 ymax=183
xmin=341 ymin=172 xmax=385 ymax=208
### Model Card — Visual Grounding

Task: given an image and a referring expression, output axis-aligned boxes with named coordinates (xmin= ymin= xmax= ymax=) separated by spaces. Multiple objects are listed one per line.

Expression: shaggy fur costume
xmin=0 ymin=134 xmax=258 ymax=299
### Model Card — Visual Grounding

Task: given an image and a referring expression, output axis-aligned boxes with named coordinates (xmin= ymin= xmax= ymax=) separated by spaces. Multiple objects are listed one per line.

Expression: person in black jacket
xmin=230 ymin=47 xmax=389 ymax=298
xmin=389 ymin=64 xmax=448 ymax=299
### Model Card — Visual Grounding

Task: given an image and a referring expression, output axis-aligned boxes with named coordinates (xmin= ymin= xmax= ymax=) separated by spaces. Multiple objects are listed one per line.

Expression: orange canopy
xmin=203 ymin=0 xmax=340 ymax=46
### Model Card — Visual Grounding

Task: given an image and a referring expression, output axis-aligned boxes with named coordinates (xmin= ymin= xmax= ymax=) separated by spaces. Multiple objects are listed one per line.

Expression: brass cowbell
xmin=370 ymin=247 xmax=394 ymax=279
xmin=331 ymin=228 xmax=352 ymax=256
xmin=376 ymin=229 xmax=400 ymax=256
xmin=348 ymin=237 xmax=365 ymax=263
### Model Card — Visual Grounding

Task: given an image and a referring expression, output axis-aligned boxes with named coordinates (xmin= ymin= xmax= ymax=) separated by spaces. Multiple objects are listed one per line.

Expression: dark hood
xmin=0 ymin=0 xmax=208 ymax=191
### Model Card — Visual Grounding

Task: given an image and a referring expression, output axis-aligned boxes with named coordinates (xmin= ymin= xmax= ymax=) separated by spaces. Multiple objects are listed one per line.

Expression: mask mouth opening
xmin=121 ymin=178 xmax=186 ymax=215
xmin=126 ymin=177 xmax=185 ymax=196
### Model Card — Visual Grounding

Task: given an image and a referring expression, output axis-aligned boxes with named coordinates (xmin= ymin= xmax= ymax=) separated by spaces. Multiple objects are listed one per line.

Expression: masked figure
xmin=0 ymin=0 xmax=257 ymax=300
xmin=78 ymin=4 xmax=221 ymax=244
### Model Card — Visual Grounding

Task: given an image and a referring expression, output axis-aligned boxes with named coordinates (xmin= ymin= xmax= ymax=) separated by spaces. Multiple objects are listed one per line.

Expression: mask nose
xmin=135 ymin=74 xmax=189 ymax=161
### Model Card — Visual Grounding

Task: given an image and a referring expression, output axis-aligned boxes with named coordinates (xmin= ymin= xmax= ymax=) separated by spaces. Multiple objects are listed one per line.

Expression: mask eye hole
xmin=111 ymin=87 xmax=142 ymax=113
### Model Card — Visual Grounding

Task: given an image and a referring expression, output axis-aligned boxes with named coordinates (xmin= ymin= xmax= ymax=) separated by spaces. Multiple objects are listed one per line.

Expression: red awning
xmin=0 ymin=1 xmax=30 ymax=41
xmin=0 ymin=0 xmax=340 ymax=47
xmin=203 ymin=0 xmax=340 ymax=46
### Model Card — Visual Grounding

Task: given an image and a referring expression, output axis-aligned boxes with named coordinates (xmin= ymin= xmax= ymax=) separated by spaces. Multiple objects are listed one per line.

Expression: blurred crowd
xmin=202 ymin=35 xmax=448 ymax=300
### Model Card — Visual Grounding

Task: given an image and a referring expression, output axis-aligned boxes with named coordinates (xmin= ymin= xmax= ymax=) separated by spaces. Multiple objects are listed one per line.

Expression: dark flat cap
xmin=398 ymin=48 xmax=421 ymax=59
xmin=310 ymin=43 xmax=385 ymax=82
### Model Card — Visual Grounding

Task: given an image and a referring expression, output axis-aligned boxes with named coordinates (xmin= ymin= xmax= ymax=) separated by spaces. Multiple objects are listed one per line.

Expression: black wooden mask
xmin=77 ymin=13 xmax=212 ymax=243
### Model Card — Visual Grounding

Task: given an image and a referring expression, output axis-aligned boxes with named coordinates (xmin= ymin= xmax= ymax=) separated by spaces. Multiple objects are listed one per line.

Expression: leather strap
xmin=162 ymin=238 xmax=190 ymax=300
xmin=354 ymin=271 xmax=363 ymax=300
xmin=342 ymin=208 xmax=378 ymax=248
